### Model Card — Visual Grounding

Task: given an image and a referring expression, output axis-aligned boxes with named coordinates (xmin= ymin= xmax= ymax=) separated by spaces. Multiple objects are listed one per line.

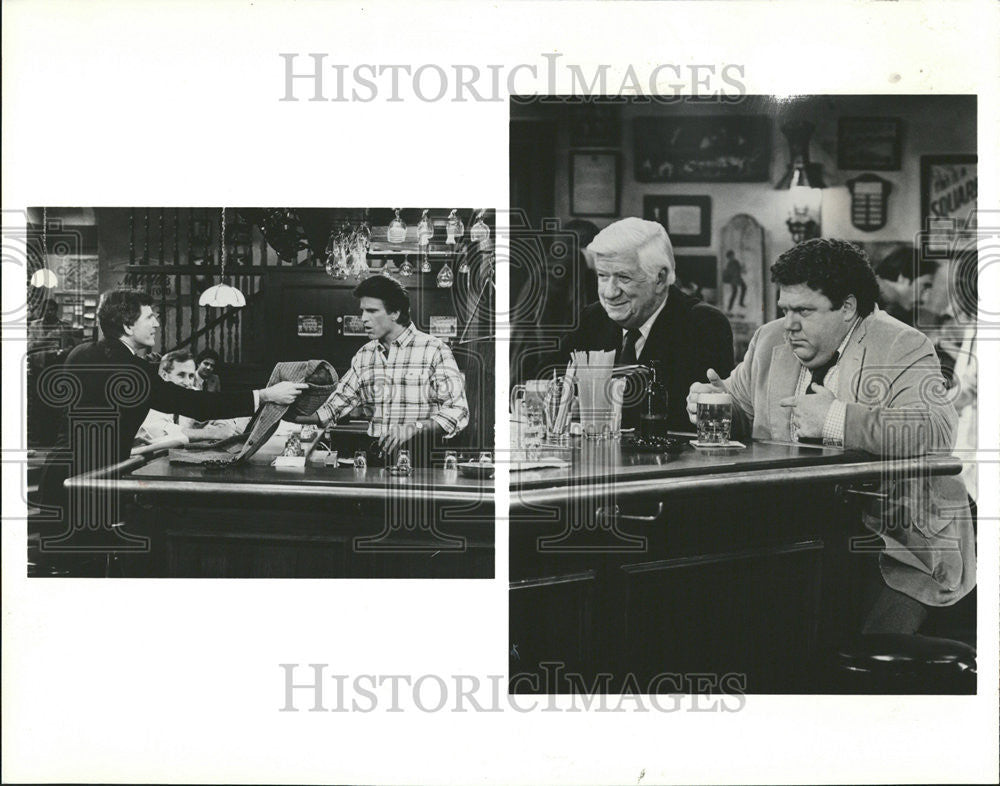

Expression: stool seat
xmin=833 ymin=634 xmax=976 ymax=694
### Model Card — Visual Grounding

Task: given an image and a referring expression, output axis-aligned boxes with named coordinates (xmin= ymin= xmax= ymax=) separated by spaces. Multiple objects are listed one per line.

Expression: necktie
xmin=619 ymin=329 xmax=642 ymax=366
xmin=806 ymin=352 xmax=839 ymax=394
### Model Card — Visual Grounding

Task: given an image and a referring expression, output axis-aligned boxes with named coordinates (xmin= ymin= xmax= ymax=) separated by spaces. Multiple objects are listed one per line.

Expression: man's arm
xmin=843 ymin=329 xmax=957 ymax=457
xmin=314 ymin=358 xmax=365 ymax=426
xmin=428 ymin=344 xmax=469 ymax=437
xmin=719 ymin=326 xmax=761 ymax=439
xmin=148 ymin=370 xmax=255 ymax=421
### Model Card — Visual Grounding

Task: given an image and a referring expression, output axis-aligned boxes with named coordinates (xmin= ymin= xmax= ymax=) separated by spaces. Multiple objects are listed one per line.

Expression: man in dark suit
xmin=33 ymin=289 xmax=306 ymax=566
xmin=561 ymin=217 xmax=734 ymax=431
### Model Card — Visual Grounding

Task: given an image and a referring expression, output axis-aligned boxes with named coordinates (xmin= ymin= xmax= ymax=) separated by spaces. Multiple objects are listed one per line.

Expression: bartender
xmin=305 ymin=275 xmax=469 ymax=463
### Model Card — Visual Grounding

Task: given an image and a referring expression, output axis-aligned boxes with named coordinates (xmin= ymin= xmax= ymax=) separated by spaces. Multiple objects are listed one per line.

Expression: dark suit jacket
xmin=37 ymin=338 xmax=255 ymax=510
xmin=562 ymin=286 xmax=734 ymax=431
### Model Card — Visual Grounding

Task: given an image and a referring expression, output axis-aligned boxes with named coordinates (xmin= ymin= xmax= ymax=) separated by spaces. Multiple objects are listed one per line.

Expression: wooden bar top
xmin=510 ymin=433 xmax=962 ymax=506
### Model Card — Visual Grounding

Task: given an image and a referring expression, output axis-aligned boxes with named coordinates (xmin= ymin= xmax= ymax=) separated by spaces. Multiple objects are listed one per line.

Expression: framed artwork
xmin=920 ymin=154 xmax=977 ymax=254
xmin=644 ymin=195 xmax=711 ymax=246
xmin=674 ymin=255 xmax=718 ymax=305
xmin=718 ymin=214 xmax=765 ymax=362
xmin=838 ymin=117 xmax=902 ymax=170
xmin=569 ymin=151 xmax=620 ymax=217
xmin=633 ymin=115 xmax=771 ymax=182
xmin=568 ymin=101 xmax=622 ymax=148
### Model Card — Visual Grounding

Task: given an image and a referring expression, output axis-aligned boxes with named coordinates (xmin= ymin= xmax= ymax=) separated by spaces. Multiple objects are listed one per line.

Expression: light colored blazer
xmin=724 ymin=308 xmax=975 ymax=607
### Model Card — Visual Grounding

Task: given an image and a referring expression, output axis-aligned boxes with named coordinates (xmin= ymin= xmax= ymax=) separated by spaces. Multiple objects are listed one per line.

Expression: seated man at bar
xmin=35 ymin=289 xmax=307 ymax=531
xmin=193 ymin=347 xmax=222 ymax=392
xmin=561 ymin=217 xmax=734 ymax=431
xmin=874 ymin=245 xmax=936 ymax=327
xmin=686 ymin=238 xmax=975 ymax=633
xmin=133 ymin=349 xmax=243 ymax=448
xmin=304 ymin=275 xmax=469 ymax=463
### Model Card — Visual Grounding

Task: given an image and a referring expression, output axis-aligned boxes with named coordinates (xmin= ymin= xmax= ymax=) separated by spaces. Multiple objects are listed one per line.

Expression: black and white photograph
xmin=3 ymin=1 xmax=998 ymax=785
xmin=509 ymin=94 xmax=980 ymax=694
xmin=26 ymin=207 xmax=495 ymax=578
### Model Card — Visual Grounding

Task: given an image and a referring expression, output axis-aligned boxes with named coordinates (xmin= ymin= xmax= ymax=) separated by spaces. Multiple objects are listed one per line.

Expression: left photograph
xmin=24 ymin=207 xmax=495 ymax=578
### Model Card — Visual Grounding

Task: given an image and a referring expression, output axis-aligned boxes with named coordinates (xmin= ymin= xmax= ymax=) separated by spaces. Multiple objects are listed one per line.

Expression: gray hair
xmin=586 ymin=217 xmax=676 ymax=286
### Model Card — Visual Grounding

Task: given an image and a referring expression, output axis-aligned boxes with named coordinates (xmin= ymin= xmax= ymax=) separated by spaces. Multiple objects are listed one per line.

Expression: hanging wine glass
xmin=399 ymin=255 xmax=414 ymax=277
xmin=418 ymin=210 xmax=434 ymax=273
xmin=445 ymin=209 xmax=464 ymax=245
xmin=436 ymin=260 xmax=454 ymax=288
xmin=387 ymin=208 xmax=407 ymax=244
xmin=457 ymin=250 xmax=470 ymax=275
xmin=470 ymin=209 xmax=491 ymax=250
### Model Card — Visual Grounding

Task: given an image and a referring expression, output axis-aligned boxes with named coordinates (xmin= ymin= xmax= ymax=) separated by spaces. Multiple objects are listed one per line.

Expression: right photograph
xmin=508 ymin=95 xmax=978 ymax=694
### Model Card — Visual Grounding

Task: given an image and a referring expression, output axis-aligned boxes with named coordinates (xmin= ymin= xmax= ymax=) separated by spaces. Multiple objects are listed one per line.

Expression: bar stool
xmin=833 ymin=633 xmax=976 ymax=694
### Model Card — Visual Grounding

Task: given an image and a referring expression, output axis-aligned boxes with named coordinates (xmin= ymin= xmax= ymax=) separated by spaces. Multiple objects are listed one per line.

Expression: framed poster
xmin=634 ymin=115 xmax=771 ymax=182
xmin=296 ymin=314 xmax=324 ymax=336
xmin=837 ymin=117 xmax=902 ymax=170
xmin=569 ymin=151 xmax=620 ymax=216
xmin=341 ymin=314 xmax=369 ymax=336
xmin=644 ymin=195 xmax=711 ymax=246
xmin=920 ymin=154 xmax=977 ymax=253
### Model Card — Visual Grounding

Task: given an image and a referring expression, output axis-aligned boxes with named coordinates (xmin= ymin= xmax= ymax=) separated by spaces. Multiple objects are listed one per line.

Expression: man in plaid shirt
xmin=312 ymin=275 xmax=469 ymax=457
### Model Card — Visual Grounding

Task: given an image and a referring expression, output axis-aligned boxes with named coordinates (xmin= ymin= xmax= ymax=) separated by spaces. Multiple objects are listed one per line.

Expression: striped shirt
xmin=316 ymin=323 xmax=469 ymax=437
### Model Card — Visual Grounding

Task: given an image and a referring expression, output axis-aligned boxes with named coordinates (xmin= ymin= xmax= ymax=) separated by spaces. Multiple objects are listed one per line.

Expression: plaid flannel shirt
xmin=790 ymin=317 xmax=860 ymax=446
xmin=316 ymin=324 xmax=469 ymax=437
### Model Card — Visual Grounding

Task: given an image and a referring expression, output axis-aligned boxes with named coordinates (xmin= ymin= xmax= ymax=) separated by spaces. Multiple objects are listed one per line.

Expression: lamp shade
xmin=199 ymin=283 xmax=246 ymax=308
xmin=30 ymin=268 xmax=59 ymax=288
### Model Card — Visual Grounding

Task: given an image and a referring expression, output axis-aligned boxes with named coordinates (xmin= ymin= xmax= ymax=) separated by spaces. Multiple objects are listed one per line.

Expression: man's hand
xmin=378 ymin=423 xmax=420 ymax=456
xmin=686 ymin=368 xmax=727 ymax=425
xmin=779 ymin=384 xmax=835 ymax=439
xmin=260 ymin=381 xmax=308 ymax=405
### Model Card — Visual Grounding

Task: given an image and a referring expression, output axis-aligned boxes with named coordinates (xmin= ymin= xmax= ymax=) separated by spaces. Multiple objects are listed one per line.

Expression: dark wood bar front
xmin=509 ymin=437 xmax=963 ymax=693
xmin=65 ymin=439 xmax=494 ymax=579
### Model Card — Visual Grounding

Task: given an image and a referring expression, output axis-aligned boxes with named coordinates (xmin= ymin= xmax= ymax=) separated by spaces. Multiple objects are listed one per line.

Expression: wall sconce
xmin=776 ymin=121 xmax=825 ymax=243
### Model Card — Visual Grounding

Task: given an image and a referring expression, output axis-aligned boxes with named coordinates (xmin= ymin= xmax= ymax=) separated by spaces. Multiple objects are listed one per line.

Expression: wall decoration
xmin=429 ymin=315 xmax=458 ymax=338
xmin=568 ymin=101 xmax=622 ymax=148
xmin=569 ymin=151 xmax=620 ymax=217
xmin=674 ymin=255 xmax=718 ymax=305
xmin=341 ymin=314 xmax=369 ymax=336
xmin=921 ymin=155 xmax=977 ymax=254
xmin=643 ymin=195 xmax=711 ymax=246
xmin=837 ymin=117 xmax=902 ymax=170
xmin=718 ymin=214 xmax=765 ymax=362
xmin=846 ymin=173 xmax=892 ymax=231
xmin=297 ymin=314 xmax=324 ymax=337
xmin=634 ymin=116 xmax=771 ymax=182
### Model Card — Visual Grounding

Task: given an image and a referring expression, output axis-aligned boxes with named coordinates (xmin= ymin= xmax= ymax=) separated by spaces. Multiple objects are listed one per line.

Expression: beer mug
xmin=697 ymin=392 xmax=733 ymax=444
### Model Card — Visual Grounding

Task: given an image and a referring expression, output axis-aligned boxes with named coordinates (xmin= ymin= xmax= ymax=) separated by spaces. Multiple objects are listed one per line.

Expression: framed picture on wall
xmin=920 ymin=154 xmax=977 ymax=254
xmin=643 ymin=195 xmax=711 ymax=246
xmin=633 ymin=116 xmax=771 ymax=183
xmin=569 ymin=151 xmax=620 ymax=217
xmin=837 ymin=117 xmax=902 ymax=170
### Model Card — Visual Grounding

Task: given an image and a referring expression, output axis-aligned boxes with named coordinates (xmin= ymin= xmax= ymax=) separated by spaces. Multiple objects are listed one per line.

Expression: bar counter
xmin=508 ymin=433 xmax=963 ymax=693
xmin=66 ymin=434 xmax=494 ymax=579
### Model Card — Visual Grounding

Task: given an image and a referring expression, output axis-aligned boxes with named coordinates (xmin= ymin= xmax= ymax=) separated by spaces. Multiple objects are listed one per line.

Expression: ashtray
xmin=621 ymin=435 xmax=688 ymax=454
xmin=457 ymin=462 xmax=495 ymax=479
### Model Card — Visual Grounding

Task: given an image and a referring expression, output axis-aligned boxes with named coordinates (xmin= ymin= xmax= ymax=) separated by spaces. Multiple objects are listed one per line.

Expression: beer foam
xmin=698 ymin=392 xmax=732 ymax=405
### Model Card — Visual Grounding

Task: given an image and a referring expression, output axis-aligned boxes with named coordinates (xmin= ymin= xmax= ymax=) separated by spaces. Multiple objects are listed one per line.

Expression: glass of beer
xmin=697 ymin=392 xmax=732 ymax=444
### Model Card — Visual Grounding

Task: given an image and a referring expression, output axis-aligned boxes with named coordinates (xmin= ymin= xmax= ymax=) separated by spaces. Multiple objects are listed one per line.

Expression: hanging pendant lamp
xmin=199 ymin=207 xmax=247 ymax=307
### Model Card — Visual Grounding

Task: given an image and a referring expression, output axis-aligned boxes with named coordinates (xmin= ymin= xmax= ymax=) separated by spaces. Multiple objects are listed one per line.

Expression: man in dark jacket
xmin=33 ymin=289 xmax=306 ymax=564
xmin=561 ymin=217 xmax=734 ymax=432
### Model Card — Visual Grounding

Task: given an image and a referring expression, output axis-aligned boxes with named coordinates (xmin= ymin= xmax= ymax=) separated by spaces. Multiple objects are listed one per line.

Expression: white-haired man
xmin=562 ymin=217 xmax=734 ymax=431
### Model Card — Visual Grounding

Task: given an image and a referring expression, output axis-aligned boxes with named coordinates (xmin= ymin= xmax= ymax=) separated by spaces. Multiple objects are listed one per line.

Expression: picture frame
xmin=920 ymin=154 xmax=977 ymax=255
xmin=569 ymin=151 xmax=620 ymax=217
xmin=643 ymin=195 xmax=711 ymax=246
xmin=633 ymin=115 xmax=771 ymax=183
xmin=837 ymin=117 xmax=902 ymax=170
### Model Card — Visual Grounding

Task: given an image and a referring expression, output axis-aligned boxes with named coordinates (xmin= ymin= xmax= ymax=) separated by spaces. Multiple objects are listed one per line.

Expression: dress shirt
xmin=790 ymin=317 xmax=860 ymax=446
xmin=316 ymin=323 xmax=469 ymax=437
xmin=620 ymin=294 xmax=669 ymax=361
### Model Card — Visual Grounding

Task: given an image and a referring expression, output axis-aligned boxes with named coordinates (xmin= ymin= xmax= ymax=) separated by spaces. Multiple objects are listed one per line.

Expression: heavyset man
xmin=687 ymin=238 xmax=975 ymax=633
